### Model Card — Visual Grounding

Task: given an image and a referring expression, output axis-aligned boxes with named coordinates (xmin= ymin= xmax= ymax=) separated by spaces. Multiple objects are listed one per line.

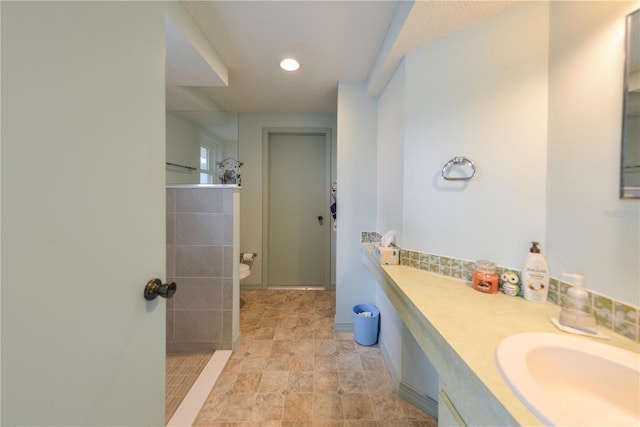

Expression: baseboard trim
xmin=376 ymin=338 xmax=438 ymax=419
xmin=334 ymin=322 xmax=353 ymax=333
xmin=378 ymin=340 xmax=400 ymax=387
xmin=399 ymin=381 xmax=439 ymax=419
xmin=232 ymin=332 xmax=242 ymax=352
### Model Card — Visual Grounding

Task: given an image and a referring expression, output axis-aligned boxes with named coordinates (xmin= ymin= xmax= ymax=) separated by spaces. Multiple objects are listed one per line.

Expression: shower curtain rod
xmin=166 ymin=162 xmax=197 ymax=172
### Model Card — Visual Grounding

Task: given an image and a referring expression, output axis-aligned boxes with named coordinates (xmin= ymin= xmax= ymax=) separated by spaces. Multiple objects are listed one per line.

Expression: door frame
xmin=261 ymin=127 xmax=332 ymax=290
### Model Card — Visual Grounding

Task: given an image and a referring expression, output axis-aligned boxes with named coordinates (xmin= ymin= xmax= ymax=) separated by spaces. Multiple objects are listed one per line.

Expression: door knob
xmin=317 ymin=215 xmax=324 ymax=224
xmin=144 ymin=278 xmax=176 ymax=300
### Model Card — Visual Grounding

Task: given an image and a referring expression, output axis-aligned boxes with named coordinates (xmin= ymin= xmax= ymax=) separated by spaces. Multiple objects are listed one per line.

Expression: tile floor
xmin=166 ymin=352 xmax=213 ymax=421
xmin=193 ymin=289 xmax=438 ymax=426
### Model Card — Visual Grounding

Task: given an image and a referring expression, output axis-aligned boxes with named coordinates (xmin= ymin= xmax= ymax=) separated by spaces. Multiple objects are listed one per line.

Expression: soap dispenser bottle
xmin=521 ymin=241 xmax=550 ymax=303
xmin=559 ymin=273 xmax=597 ymax=333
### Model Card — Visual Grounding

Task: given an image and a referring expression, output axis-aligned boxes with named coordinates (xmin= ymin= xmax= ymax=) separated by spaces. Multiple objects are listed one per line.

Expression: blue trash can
xmin=352 ymin=304 xmax=380 ymax=346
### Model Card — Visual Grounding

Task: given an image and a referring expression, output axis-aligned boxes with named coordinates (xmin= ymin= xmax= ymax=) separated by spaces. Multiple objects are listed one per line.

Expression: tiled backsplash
xmin=362 ymin=232 xmax=639 ymax=343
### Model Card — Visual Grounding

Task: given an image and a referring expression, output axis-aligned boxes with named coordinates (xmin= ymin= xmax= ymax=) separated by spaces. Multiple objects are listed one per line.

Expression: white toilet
xmin=239 ymin=252 xmax=256 ymax=281
xmin=239 ymin=263 xmax=251 ymax=280
xmin=239 ymin=253 xmax=256 ymax=310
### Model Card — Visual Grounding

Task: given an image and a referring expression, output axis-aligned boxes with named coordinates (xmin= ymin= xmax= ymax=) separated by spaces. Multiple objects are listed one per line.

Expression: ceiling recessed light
xmin=280 ymin=58 xmax=300 ymax=72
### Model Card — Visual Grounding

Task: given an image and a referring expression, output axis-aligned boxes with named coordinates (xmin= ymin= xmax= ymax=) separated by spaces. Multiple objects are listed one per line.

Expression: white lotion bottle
xmin=559 ymin=273 xmax=597 ymax=333
xmin=521 ymin=241 xmax=550 ymax=303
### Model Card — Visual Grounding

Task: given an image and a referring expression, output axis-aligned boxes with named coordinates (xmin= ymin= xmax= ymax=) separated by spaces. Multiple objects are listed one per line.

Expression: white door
xmin=267 ymin=133 xmax=329 ymax=287
xmin=1 ymin=2 xmax=166 ymax=425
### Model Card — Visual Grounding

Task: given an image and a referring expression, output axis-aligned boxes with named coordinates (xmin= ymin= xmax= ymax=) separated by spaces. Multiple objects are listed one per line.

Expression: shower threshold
xmin=166 ymin=350 xmax=231 ymax=427
xmin=267 ymin=286 xmax=326 ymax=290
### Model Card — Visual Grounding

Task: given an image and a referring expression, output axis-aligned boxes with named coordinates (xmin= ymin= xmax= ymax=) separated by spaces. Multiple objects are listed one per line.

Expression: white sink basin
xmin=496 ymin=332 xmax=640 ymax=426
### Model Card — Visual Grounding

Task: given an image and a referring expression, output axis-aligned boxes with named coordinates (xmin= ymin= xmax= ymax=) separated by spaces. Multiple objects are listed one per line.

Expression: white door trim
xmin=261 ymin=127 xmax=332 ymax=290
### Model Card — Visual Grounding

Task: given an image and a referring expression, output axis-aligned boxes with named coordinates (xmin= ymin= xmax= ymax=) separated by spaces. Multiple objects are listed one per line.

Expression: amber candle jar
xmin=473 ymin=260 xmax=499 ymax=294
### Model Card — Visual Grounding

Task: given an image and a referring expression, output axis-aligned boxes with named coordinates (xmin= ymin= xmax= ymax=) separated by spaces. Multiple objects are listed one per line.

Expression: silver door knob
xmin=144 ymin=278 xmax=176 ymax=300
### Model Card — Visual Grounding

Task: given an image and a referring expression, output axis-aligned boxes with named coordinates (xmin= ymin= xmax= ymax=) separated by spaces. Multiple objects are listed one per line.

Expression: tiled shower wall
xmin=166 ymin=186 xmax=236 ymax=352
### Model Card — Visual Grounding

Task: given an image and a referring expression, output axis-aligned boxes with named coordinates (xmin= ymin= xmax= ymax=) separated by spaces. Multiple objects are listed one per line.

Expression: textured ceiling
xmin=169 ymin=0 xmax=519 ymax=114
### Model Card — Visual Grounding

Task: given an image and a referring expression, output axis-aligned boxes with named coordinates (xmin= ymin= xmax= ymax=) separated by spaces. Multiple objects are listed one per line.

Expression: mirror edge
xmin=620 ymin=8 xmax=640 ymax=199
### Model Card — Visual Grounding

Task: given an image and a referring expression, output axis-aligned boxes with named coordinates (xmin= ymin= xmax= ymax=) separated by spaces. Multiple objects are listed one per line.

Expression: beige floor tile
xmin=364 ymin=369 xmax=396 ymax=394
xmin=209 ymin=371 xmax=236 ymax=395
xmin=287 ymin=371 xmax=313 ymax=393
xmin=345 ymin=421 xmax=378 ymax=427
xmin=240 ymin=355 xmax=269 ymax=372
xmin=294 ymin=325 xmax=315 ymax=339
xmin=265 ymin=353 xmax=291 ymax=371
xmin=233 ymin=371 xmax=262 ymax=393
xmin=260 ymin=318 xmax=279 ymax=328
xmin=283 ymin=392 xmax=312 ymax=421
xmin=271 ymin=339 xmax=294 ymax=354
xmin=282 ymin=422 xmax=312 ymax=427
xmin=360 ymin=352 xmax=388 ymax=371
xmin=297 ymin=316 xmax=312 ymax=327
xmin=312 ymin=392 xmax=343 ymax=421
xmin=337 ymin=352 xmax=363 ymax=371
xmin=341 ymin=393 xmax=376 ymax=420
xmin=314 ymin=338 xmax=337 ymax=354
xmin=218 ymin=393 xmax=256 ymax=421
xmin=401 ymin=396 xmax=437 ymax=421
xmin=314 ymin=354 xmax=338 ymax=372
xmin=239 ymin=339 xmax=273 ymax=357
xmin=338 ymin=371 xmax=366 ymax=393
xmin=369 ymin=393 xmax=405 ymax=420
xmin=278 ymin=315 xmax=299 ymax=328
xmin=253 ymin=392 xmax=284 ymax=421
xmin=290 ymin=353 xmax=315 ymax=371
xmin=252 ymin=327 xmax=276 ymax=340
xmin=336 ymin=340 xmax=357 ymax=352
xmin=259 ymin=371 xmax=289 ymax=393
xmin=313 ymin=371 xmax=340 ymax=393
xmin=193 ymin=393 xmax=225 ymax=424
xmin=293 ymin=338 xmax=315 ymax=354
xmin=192 ymin=290 xmax=436 ymax=426
xmin=274 ymin=327 xmax=295 ymax=339
xmin=314 ymin=422 xmax=347 ymax=427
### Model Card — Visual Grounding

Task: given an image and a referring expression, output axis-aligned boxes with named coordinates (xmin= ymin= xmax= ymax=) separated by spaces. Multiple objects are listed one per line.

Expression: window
xmin=200 ymin=145 xmax=213 ymax=184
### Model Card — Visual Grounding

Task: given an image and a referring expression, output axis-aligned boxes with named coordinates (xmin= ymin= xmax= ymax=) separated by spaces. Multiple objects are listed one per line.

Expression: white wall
xmin=166 ymin=113 xmax=238 ymax=185
xmin=402 ymin=1 xmax=549 ymax=268
xmin=237 ymin=114 xmax=337 ymax=287
xmin=379 ymin=0 xmax=640 ymax=306
xmin=166 ymin=112 xmax=201 ymax=184
xmin=376 ymin=60 xmax=406 ymax=241
xmin=336 ymin=0 xmax=640 ymax=410
xmin=164 ymin=1 xmax=227 ymax=87
xmin=336 ymin=82 xmax=378 ymax=327
xmin=547 ymin=0 xmax=640 ymax=305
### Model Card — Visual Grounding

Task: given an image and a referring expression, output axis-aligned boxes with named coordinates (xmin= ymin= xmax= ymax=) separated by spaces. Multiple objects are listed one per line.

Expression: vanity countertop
xmin=362 ymin=243 xmax=640 ymax=426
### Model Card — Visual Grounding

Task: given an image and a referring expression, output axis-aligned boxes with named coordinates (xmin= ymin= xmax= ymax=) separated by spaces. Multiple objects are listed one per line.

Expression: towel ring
xmin=441 ymin=156 xmax=477 ymax=181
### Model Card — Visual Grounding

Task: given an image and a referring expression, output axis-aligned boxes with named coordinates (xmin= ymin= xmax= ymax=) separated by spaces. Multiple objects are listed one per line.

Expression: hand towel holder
xmin=441 ymin=156 xmax=477 ymax=181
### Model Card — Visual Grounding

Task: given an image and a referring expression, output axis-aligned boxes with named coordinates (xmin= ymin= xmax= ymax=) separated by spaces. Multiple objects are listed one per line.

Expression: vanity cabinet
xmin=436 ymin=357 xmax=514 ymax=426
xmin=438 ymin=388 xmax=465 ymax=427
xmin=362 ymin=246 xmax=521 ymax=426
xmin=362 ymin=244 xmax=639 ymax=426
